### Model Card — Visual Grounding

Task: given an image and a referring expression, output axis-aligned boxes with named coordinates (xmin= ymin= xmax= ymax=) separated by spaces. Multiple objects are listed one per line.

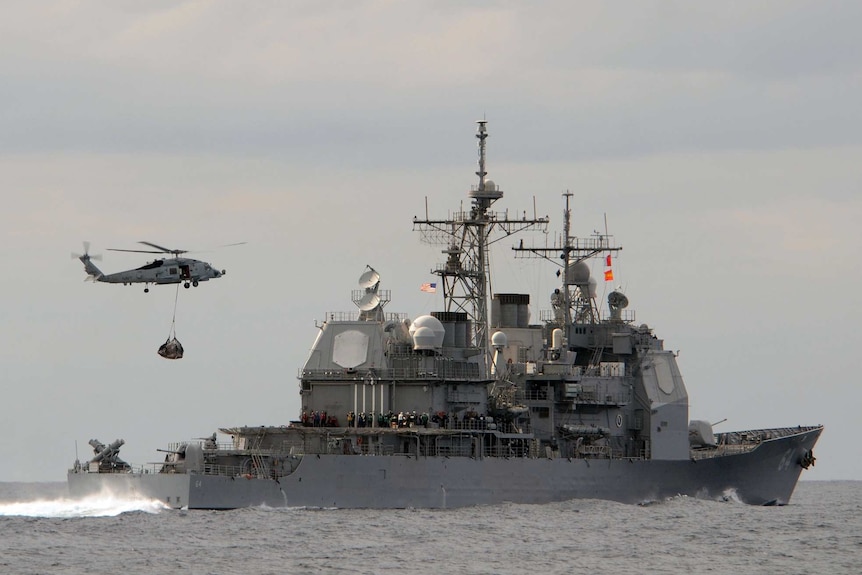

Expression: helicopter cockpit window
xmin=136 ymin=259 xmax=165 ymax=270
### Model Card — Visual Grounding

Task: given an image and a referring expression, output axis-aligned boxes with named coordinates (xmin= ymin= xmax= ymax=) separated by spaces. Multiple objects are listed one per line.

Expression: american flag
xmin=420 ymin=282 xmax=437 ymax=293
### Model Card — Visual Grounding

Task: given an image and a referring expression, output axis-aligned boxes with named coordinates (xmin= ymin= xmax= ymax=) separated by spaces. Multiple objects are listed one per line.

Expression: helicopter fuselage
xmin=99 ymin=257 xmax=223 ymax=288
xmin=76 ymin=241 xmax=238 ymax=292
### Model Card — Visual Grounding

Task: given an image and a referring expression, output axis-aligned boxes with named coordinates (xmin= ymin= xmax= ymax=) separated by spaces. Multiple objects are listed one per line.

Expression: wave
xmin=0 ymin=493 xmax=169 ymax=518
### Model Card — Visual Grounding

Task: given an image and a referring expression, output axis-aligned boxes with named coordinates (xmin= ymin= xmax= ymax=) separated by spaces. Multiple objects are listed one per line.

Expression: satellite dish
xmin=608 ymin=291 xmax=629 ymax=310
xmin=358 ymin=292 xmax=381 ymax=311
xmin=358 ymin=267 xmax=380 ymax=288
xmin=608 ymin=291 xmax=629 ymax=320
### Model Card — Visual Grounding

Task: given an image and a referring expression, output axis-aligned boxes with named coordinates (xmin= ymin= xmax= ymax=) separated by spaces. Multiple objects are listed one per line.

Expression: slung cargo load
xmin=158 ymin=337 xmax=184 ymax=360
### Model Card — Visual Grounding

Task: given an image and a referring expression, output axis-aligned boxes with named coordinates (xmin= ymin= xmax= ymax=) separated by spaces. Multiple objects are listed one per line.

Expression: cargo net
xmin=158 ymin=336 xmax=184 ymax=360
xmin=158 ymin=283 xmax=184 ymax=360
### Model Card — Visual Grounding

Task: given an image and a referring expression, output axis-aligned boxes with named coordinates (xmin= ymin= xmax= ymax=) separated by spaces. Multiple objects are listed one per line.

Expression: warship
xmin=69 ymin=122 xmax=822 ymax=509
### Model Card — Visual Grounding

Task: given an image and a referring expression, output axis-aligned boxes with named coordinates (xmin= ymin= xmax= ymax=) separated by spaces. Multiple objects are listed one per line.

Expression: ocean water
xmin=0 ymin=481 xmax=859 ymax=575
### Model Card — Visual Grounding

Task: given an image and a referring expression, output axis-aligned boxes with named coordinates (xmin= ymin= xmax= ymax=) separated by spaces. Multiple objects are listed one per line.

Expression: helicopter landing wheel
xmin=184 ymin=282 xmax=190 ymax=289
xmin=192 ymin=280 xmax=199 ymax=287
xmin=144 ymin=287 xmax=149 ymax=293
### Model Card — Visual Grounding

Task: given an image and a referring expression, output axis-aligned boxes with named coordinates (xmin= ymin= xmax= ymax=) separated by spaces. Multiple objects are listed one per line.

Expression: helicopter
xmin=73 ymin=241 xmax=242 ymax=293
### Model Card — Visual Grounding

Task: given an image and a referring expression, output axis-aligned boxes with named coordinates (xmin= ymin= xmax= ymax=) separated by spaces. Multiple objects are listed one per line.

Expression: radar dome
xmin=409 ymin=315 xmax=445 ymax=348
xmin=588 ymin=277 xmax=597 ymax=298
xmin=491 ymin=331 xmax=508 ymax=350
xmin=412 ymin=326 xmax=438 ymax=350
xmin=566 ymin=261 xmax=590 ymax=284
xmin=484 ymin=179 xmax=496 ymax=191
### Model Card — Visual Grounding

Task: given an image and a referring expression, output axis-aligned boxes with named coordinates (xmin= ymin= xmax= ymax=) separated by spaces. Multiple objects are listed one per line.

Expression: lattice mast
xmin=513 ymin=191 xmax=622 ymax=326
xmin=413 ymin=121 xmax=548 ymax=374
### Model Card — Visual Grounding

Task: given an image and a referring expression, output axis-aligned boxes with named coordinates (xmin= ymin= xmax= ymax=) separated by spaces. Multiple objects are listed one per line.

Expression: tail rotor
xmin=72 ymin=241 xmax=103 ymax=261
xmin=72 ymin=241 xmax=103 ymax=281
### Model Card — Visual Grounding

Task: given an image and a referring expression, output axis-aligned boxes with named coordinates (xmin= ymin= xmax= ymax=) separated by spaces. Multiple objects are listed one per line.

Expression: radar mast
xmin=513 ymin=191 xmax=623 ymax=327
xmin=413 ymin=121 xmax=548 ymax=375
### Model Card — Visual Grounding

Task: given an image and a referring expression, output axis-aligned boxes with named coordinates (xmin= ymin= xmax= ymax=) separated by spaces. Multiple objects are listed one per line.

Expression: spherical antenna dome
xmin=566 ymin=260 xmax=590 ymax=284
xmin=491 ymin=331 xmax=508 ymax=350
xmin=409 ymin=315 xmax=445 ymax=348
xmin=484 ymin=179 xmax=496 ymax=191
xmin=412 ymin=326 xmax=437 ymax=350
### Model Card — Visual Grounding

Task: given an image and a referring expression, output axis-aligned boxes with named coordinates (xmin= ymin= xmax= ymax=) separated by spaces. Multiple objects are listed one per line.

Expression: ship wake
xmin=0 ymin=491 xmax=169 ymax=518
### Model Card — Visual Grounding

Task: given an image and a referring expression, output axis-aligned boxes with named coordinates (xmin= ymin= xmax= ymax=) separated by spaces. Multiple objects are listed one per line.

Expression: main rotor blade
xmin=107 ymin=248 xmax=166 ymax=254
xmin=186 ymin=241 xmax=248 ymax=254
xmin=139 ymin=241 xmax=185 ymax=254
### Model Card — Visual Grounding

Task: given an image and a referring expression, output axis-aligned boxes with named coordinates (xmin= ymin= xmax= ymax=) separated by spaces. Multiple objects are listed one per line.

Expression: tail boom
xmin=80 ymin=255 xmax=105 ymax=282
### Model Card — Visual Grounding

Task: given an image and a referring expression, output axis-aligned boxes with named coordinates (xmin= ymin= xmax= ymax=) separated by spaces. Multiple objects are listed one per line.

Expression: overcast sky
xmin=1 ymin=1 xmax=859 ymax=482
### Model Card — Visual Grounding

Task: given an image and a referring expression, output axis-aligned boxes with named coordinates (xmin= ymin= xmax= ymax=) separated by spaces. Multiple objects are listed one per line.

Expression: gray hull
xmin=67 ymin=426 xmax=820 ymax=509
